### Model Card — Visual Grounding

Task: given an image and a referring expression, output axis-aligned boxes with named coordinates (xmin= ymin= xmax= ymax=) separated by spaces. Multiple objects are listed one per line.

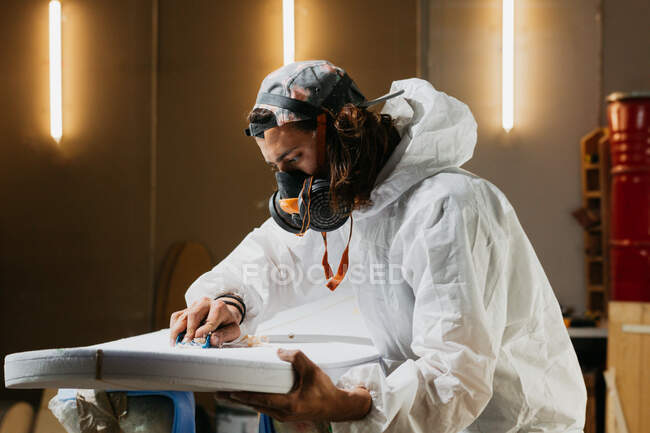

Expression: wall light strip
xmin=502 ymin=0 xmax=514 ymax=132
xmin=49 ymin=0 xmax=62 ymax=142
xmin=283 ymin=0 xmax=295 ymax=65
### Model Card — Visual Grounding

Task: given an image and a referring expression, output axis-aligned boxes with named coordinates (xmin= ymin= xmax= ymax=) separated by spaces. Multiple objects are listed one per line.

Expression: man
xmin=170 ymin=60 xmax=586 ymax=432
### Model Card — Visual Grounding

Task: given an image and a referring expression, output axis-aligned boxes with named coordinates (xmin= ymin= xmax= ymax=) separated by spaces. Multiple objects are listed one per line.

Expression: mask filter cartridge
xmin=269 ymin=171 xmax=349 ymax=234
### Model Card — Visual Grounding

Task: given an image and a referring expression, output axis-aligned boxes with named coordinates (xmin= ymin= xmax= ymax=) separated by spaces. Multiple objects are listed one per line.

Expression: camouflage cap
xmin=245 ymin=60 xmax=403 ymax=138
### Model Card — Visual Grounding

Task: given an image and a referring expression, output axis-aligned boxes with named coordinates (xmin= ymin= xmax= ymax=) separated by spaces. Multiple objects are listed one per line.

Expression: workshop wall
xmin=0 ymin=0 xmax=154 ymax=401
xmin=601 ymin=0 xmax=650 ymax=121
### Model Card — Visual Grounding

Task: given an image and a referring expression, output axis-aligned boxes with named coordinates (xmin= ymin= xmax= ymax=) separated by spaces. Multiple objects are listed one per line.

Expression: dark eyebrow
xmin=266 ymin=146 xmax=298 ymax=165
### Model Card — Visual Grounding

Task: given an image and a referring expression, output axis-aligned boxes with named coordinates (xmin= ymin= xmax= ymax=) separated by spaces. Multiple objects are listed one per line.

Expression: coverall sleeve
xmin=332 ymin=197 xmax=506 ymax=433
xmin=185 ymin=217 xmax=338 ymax=339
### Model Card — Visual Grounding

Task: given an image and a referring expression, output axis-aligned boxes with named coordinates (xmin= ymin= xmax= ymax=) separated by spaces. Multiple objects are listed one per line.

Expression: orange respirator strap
xmin=321 ymin=232 xmax=333 ymax=279
xmin=321 ymin=216 xmax=353 ymax=291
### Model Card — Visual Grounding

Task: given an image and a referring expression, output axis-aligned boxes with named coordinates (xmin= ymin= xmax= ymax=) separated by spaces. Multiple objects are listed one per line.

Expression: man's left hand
xmin=216 ymin=348 xmax=371 ymax=423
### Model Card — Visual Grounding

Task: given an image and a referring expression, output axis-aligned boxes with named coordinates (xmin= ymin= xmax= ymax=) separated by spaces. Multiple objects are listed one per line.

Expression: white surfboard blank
xmin=4 ymin=329 xmax=380 ymax=393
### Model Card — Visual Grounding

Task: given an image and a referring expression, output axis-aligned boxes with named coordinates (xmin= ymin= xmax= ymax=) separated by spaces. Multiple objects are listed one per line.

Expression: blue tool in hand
xmin=175 ymin=331 xmax=212 ymax=349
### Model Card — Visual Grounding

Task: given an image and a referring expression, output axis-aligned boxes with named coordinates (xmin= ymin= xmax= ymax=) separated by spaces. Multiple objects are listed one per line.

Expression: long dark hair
xmin=247 ymin=105 xmax=400 ymax=213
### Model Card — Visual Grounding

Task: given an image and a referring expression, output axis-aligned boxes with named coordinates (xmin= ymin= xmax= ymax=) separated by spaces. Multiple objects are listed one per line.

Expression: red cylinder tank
xmin=607 ymin=92 xmax=650 ymax=302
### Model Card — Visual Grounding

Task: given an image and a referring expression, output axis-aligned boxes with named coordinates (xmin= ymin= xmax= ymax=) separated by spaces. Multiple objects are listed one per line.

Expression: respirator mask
xmin=269 ymin=171 xmax=350 ymax=234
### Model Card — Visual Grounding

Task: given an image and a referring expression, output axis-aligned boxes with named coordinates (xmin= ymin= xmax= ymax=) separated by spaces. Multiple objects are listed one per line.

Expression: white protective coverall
xmin=186 ymin=78 xmax=587 ymax=432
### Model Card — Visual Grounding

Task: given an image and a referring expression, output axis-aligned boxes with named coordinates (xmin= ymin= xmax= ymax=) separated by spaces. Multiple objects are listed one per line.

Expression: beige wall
xmin=602 ymin=0 xmax=650 ymax=121
xmin=155 ymin=0 xmax=283 ymax=281
xmin=424 ymin=0 xmax=649 ymax=312
xmin=0 ymin=0 xmax=154 ymax=401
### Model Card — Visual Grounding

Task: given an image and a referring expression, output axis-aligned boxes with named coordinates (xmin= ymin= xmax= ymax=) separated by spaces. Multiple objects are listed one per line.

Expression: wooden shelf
xmin=579 ymin=127 xmax=611 ymax=318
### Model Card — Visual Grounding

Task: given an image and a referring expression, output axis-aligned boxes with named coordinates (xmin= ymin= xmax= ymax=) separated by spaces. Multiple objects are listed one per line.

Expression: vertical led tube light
xmin=49 ymin=0 xmax=62 ymax=142
xmin=502 ymin=0 xmax=514 ymax=132
xmin=283 ymin=0 xmax=295 ymax=65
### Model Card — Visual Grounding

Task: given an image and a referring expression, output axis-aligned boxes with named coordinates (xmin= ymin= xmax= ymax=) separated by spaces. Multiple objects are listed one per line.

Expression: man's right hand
xmin=169 ymin=296 xmax=243 ymax=347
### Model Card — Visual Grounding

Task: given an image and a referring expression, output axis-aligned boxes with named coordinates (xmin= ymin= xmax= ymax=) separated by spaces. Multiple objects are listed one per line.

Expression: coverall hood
xmin=356 ymin=78 xmax=478 ymax=219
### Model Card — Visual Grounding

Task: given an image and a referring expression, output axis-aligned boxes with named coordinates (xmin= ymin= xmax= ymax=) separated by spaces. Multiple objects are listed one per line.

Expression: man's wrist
xmin=331 ymin=386 xmax=372 ymax=422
